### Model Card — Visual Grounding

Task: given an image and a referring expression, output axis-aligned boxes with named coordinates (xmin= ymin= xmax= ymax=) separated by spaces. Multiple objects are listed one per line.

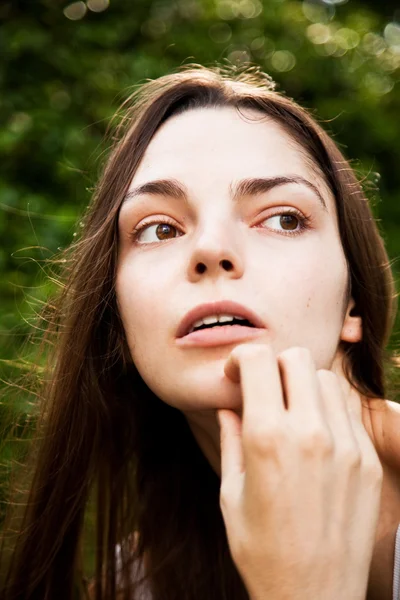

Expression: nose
xmin=186 ymin=219 xmax=244 ymax=282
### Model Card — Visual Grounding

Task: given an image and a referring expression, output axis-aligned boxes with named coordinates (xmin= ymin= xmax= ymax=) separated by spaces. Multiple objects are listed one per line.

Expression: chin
xmin=158 ymin=363 xmax=244 ymax=414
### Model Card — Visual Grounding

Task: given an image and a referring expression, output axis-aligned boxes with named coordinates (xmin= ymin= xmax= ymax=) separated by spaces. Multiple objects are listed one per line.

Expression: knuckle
xmin=243 ymin=422 xmax=284 ymax=455
xmin=363 ymin=457 xmax=384 ymax=484
xmin=338 ymin=446 xmax=362 ymax=470
xmin=298 ymin=426 xmax=333 ymax=455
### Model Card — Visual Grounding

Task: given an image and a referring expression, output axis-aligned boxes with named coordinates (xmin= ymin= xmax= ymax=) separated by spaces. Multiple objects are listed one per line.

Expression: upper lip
xmin=176 ymin=300 xmax=266 ymax=338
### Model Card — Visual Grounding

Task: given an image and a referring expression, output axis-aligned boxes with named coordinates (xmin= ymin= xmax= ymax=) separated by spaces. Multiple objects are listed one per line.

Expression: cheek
xmin=116 ymin=263 xmax=150 ymax=336
xmin=255 ymin=239 xmax=348 ymax=346
xmin=115 ymin=256 xmax=174 ymax=356
xmin=290 ymin=261 xmax=345 ymax=319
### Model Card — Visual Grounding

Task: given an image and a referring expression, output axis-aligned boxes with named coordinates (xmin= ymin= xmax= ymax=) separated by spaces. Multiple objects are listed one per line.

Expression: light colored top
xmin=393 ymin=523 xmax=400 ymax=600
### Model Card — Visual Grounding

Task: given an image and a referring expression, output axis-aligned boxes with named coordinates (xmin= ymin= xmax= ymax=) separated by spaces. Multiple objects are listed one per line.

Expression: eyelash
xmin=130 ymin=208 xmax=313 ymax=244
xmin=130 ymin=216 xmax=181 ymax=243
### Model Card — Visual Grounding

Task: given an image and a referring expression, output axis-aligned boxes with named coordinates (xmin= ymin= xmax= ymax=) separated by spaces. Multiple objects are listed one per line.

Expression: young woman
xmin=2 ymin=64 xmax=400 ymax=600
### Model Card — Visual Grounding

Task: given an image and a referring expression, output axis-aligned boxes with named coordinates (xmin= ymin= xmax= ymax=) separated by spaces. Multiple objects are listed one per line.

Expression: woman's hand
xmin=218 ymin=344 xmax=383 ymax=600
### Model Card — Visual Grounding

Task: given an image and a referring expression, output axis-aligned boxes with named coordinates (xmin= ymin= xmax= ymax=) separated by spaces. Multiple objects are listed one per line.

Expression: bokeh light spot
xmin=334 ymin=27 xmax=360 ymax=50
xmin=384 ymin=22 xmax=400 ymax=51
xmin=9 ymin=113 xmax=32 ymax=134
xmin=250 ymin=35 xmax=274 ymax=58
xmin=250 ymin=36 xmax=266 ymax=51
xmin=307 ymin=23 xmax=331 ymax=44
xmin=302 ymin=1 xmax=330 ymax=24
xmin=363 ymin=72 xmax=394 ymax=96
xmin=87 ymin=0 xmax=110 ymax=12
xmin=270 ymin=50 xmax=296 ymax=72
xmin=380 ymin=49 xmax=400 ymax=72
xmin=238 ymin=0 xmax=263 ymax=19
xmin=63 ymin=1 xmax=87 ymax=20
xmin=362 ymin=32 xmax=386 ymax=56
xmin=227 ymin=47 xmax=251 ymax=64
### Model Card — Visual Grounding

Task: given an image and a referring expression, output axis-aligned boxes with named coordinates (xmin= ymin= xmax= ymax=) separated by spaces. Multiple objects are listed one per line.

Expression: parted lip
xmin=176 ymin=300 xmax=266 ymax=338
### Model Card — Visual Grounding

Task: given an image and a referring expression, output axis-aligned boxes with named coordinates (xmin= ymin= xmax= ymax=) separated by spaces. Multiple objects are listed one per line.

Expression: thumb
xmin=218 ymin=409 xmax=244 ymax=480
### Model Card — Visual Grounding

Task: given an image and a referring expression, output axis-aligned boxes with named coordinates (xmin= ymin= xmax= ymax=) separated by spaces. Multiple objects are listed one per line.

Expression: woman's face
xmin=116 ymin=106 xmax=360 ymax=419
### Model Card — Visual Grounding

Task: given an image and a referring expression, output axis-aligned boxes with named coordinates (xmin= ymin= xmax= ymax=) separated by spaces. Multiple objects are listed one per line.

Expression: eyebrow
xmin=122 ymin=175 xmax=328 ymax=211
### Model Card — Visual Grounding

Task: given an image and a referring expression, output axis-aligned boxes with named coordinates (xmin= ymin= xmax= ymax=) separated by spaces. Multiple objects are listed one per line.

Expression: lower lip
xmin=175 ymin=325 xmax=266 ymax=347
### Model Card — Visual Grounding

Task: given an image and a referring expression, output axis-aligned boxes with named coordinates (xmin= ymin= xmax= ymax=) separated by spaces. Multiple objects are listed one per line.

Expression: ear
xmin=340 ymin=296 xmax=362 ymax=343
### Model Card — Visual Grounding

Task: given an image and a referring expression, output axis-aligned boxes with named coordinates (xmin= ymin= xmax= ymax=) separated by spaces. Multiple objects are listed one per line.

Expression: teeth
xmin=219 ymin=314 xmax=236 ymax=323
xmin=188 ymin=314 xmax=246 ymax=334
xmin=201 ymin=315 xmax=222 ymax=326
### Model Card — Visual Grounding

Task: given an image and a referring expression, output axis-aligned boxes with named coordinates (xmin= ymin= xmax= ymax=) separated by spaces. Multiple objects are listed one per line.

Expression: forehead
xmin=130 ymin=106 xmax=333 ymax=206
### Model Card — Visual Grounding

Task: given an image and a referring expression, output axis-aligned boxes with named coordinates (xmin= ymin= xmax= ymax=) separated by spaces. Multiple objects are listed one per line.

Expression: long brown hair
xmin=0 ymin=63 xmax=397 ymax=600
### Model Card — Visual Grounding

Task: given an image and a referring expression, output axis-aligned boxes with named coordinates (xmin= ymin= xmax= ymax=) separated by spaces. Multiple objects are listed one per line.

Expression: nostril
xmin=195 ymin=260 xmax=233 ymax=274
xmin=195 ymin=263 xmax=206 ymax=274
xmin=221 ymin=260 xmax=233 ymax=271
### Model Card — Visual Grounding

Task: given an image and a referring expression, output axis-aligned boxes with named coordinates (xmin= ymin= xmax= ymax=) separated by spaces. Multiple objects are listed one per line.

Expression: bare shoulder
xmin=367 ymin=398 xmax=400 ymax=420
xmin=366 ymin=398 xmax=400 ymax=469
xmin=368 ymin=398 xmax=400 ymax=413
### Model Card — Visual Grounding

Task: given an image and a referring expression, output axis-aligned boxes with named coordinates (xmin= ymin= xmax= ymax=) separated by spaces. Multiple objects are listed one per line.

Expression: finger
xmin=278 ymin=347 xmax=323 ymax=423
xmin=325 ymin=358 xmax=373 ymax=458
xmin=225 ymin=344 xmax=286 ymax=421
xmin=316 ymin=369 xmax=357 ymax=447
xmin=316 ymin=372 xmax=380 ymax=549
xmin=224 ymin=350 xmax=241 ymax=384
xmin=218 ymin=409 xmax=244 ymax=479
xmin=226 ymin=345 xmax=287 ymax=491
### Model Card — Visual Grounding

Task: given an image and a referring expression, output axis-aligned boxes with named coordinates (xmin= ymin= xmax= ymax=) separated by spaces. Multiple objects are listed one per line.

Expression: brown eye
xmin=155 ymin=223 xmax=177 ymax=240
xmin=262 ymin=212 xmax=305 ymax=234
xmin=279 ymin=214 xmax=299 ymax=230
xmin=133 ymin=220 xmax=181 ymax=244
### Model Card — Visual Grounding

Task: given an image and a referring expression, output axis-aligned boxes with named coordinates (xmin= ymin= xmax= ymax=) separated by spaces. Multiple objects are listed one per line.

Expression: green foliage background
xmin=0 ymin=0 xmax=400 ymax=521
